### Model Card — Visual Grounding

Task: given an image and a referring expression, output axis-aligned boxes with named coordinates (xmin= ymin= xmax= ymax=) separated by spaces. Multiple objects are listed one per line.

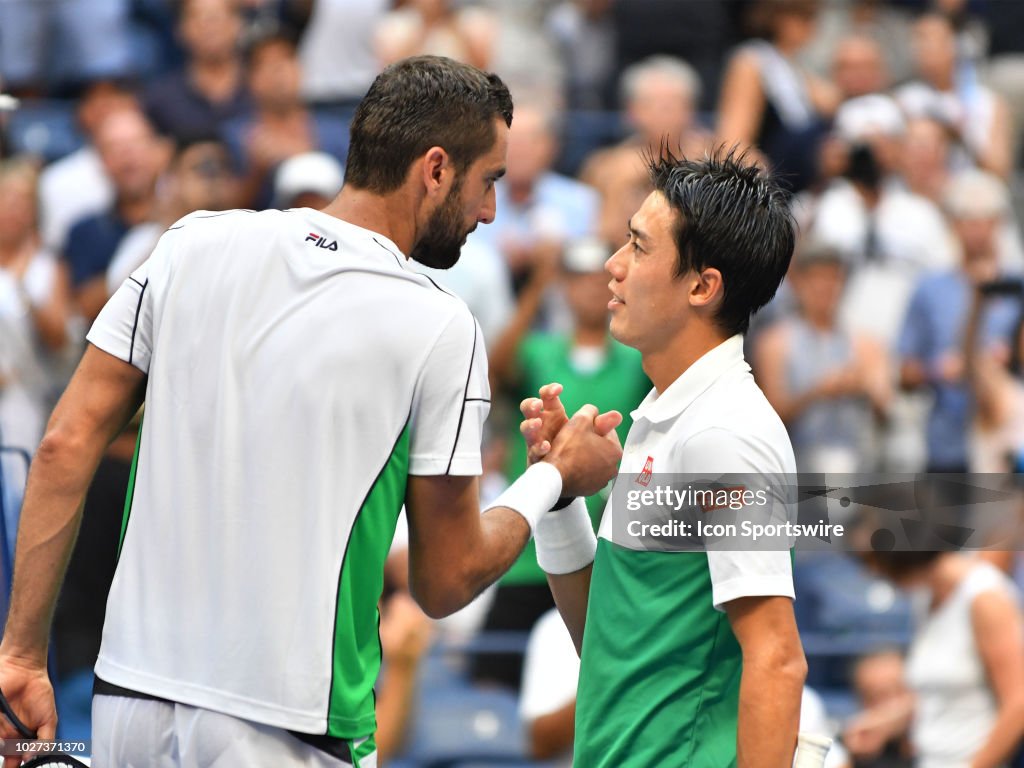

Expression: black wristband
xmin=551 ymin=496 xmax=576 ymax=511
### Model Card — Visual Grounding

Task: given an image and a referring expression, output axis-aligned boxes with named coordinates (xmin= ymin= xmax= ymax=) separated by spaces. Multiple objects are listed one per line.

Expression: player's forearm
xmin=547 ymin=565 xmax=591 ymax=655
xmin=1 ymin=432 xmax=104 ymax=663
xmin=411 ymin=506 xmax=531 ymax=618
xmin=736 ymin=651 xmax=806 ymax=768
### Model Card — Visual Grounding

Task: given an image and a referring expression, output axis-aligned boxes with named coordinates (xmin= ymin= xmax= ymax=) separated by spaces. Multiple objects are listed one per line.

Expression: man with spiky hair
xmin=522 ymin=147 xmax=806 ymax=767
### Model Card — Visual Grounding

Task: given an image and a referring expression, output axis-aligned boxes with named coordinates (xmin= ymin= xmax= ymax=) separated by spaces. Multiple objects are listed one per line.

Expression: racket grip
xmin=793 ymin=732 xmax=832 ymax=768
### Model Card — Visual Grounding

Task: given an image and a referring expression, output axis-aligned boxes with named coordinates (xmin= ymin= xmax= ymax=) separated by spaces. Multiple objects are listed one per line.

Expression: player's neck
xmin=642 ymin=326 xmax=731 ymax=394
xmin=322 ymin=187 xmax=417 ymax=256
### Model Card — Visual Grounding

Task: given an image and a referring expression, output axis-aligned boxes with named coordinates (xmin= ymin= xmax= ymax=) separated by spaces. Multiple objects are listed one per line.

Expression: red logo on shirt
xmin=636 ymin=456 xmax=654 ymax=486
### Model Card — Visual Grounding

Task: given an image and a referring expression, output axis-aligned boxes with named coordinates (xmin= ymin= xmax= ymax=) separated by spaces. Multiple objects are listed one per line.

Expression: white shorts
xmin=91 ymin=695 xmax=377 ymax=768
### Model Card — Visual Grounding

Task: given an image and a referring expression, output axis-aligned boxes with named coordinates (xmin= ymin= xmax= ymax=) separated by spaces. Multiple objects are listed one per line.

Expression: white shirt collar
xmin=631 ymin=335 xmax=749 ymax=424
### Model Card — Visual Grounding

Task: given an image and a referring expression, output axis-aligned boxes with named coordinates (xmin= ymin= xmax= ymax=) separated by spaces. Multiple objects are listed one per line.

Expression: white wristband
xmin=535 ymin=497 xmax=597 ymax=575
xmin=484 ymin=462 xmax=563 ymax=534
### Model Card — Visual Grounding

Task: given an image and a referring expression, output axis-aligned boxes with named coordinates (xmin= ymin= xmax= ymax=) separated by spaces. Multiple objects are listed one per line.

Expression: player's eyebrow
xmin=628 ymin=218 xmax=649 ymax=243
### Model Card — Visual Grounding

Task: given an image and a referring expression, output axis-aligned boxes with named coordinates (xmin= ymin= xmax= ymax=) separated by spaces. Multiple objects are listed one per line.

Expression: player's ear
xmin=420 ymin=147 xmax=451 ymax=197
xmin=690 ymin=267 xmax=724 ymax=309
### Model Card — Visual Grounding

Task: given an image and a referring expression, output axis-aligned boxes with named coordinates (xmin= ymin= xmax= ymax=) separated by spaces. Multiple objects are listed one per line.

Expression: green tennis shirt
xmin=575 ymin=542 xmax=742 ymax=767
xmin=574 ymin=336 xmax=798 ymax=767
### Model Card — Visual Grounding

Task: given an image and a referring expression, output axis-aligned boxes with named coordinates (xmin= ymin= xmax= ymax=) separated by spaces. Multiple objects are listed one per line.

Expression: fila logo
xmin=636 ymin=456 xmax=654 ymax=487
xmin=306 ymin=232 xmax=338 ymax=251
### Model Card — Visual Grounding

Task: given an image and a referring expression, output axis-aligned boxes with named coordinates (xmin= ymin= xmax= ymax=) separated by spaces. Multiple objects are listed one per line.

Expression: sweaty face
xmin=410 ymin=176 xmax=468 ymax=269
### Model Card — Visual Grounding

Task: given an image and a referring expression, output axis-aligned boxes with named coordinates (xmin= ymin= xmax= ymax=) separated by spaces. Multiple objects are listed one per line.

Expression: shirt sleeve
xmin=86 ymin=262 xmax=154 ymax=374
xmin=86 ymin=224 xmax=179 ymax=374
xmin=672 ymin=427 xmax=795 ymax=611
xmin=408 ymin=306 xmax=490 ymax=476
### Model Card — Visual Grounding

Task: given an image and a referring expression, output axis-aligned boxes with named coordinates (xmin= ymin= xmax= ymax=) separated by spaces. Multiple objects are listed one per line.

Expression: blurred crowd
xmin=2 ymin=0 xmax=1024 ymax=766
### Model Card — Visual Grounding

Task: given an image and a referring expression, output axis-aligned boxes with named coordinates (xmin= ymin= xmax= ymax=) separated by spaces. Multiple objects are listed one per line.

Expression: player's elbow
xmin=409 ymin=574 xmax=472 ymax=619
xmin=35 ymin=424 xmax=86 ymax=469
xmin=744 ymin=636 xmax=807 ymax=689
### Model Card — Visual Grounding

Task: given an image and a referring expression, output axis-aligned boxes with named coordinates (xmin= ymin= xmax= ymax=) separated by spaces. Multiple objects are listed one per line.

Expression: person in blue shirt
xmin=898 ymin=170 xmax=1020 ymax=472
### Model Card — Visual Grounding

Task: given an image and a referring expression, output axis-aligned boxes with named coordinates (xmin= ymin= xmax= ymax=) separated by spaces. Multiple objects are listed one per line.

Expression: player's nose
xmin=478 ymin=187 xmax=497 ymax=225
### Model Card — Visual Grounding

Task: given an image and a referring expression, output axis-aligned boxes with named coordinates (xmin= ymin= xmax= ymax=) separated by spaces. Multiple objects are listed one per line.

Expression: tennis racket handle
xmin=793 ymin=732 xmax=833 ymax=768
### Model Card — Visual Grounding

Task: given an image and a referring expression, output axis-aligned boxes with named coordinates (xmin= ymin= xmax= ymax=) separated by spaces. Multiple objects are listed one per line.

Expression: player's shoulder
xmin=166 ymin=208 xmax=266 ymax=234
xmin=676 ymin=372 xmax=795 ymax=473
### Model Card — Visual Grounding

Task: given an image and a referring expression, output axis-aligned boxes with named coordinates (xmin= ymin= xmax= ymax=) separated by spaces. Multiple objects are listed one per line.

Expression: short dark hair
xmin=647 ymin=145 xmax=795 ymax=336
xmin=345 ymin=56 xmax=513 ymax=194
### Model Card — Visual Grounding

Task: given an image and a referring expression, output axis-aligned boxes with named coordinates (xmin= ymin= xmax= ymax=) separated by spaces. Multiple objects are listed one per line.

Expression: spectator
xmin=106 ymin=137 xmax=243 ymax=294
xmin=222 ymin=28 xmax=348 ymax=208
xmin=476 ymin=103 xmax=598 ymax=302
xmin=0 ymin=0 xmax=132 ymax=93
xmin=850 ymin=551 xmax=1024 ymax=768
xmin=64 ymin=108 xmax=166 ymax=321
xmin=898 ymin=170 xmax=1021 ymax=473
xmin=580 ymin=56 xmax=710 ymax=245
xmin=755 ymin=243 xmax=890 ymax=473
xmin=831 ymin=33 xmax=890 ymax=102
xmin=799 ymin=0 xmax=915 ymax=85
xmin=0 ymin=158 xmax=73 ymax=462
xmin=143 ymin=0 xmax=252 ymax=143
xmin=546 ymin=0 xmax=616 ymax=111
xmin=895 ymin=13 xmax=1013 ymax=179
xmin=519 ymin=607 xmax=578 ymax=766
xmin=610 ymin=0 xmax=737 ymax=114
xmin=297 ymin=0 xmax=389 ymax=111
xmin=718 ymin=0 xmax=838 ymax=192
xmin=273 ymin=150 xmax=344 ymax=211
xmin=809 ymin=119 xmax=957 ymax=350
xmin=982 ymin=0 xmax=1024 ymax=168
xmin=843 ymin=649 xmax=913 ymax=768
xmin=375 ymin=591 xmax=433 ymax=761
xmin=38 ymin=79 xmax=136 ymax=256
xmin=897 ymin=116 xmax=1024 ymax=272
xmin=962 ymin=277 xmax=1024 ymax=473
xmin=374 ymin=0 xmax=497 ymax=70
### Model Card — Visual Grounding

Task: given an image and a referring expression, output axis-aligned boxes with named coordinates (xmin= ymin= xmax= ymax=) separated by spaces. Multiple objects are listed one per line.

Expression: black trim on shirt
xmin=128 ymin=279 xmax=149 ymax=366
xmin=445 ymin=319 xmax=479 ymax=475
xmin=372 ymin=237 xmax=405 ymax=270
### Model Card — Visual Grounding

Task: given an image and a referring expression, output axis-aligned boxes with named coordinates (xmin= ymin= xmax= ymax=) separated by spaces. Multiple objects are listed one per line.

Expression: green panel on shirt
xmin=327 ymin=422 xmax=409 ymax=737
xmin=501 ymin=334 xmax=649 ymax=586
xmin=574 ymin=538 xmax=742 ymax=767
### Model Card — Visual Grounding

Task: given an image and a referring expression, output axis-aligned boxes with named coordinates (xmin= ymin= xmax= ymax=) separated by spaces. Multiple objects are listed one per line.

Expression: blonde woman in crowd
xmin=0 ymin=158 xmax=74 ymax=463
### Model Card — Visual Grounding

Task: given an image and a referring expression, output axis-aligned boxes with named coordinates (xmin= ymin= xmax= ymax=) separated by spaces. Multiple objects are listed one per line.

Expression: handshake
xmin=485 ymin=381 xmax=623 ymax=575
xmin=518 ymin=382 xmax=623 ymax=499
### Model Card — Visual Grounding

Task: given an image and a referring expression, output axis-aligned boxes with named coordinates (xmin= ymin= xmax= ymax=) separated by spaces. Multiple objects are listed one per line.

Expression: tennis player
xmin=0 ymin=56 xmax=622 ymax=767
xmin=522 ymin=147 xmax=807 ymax=767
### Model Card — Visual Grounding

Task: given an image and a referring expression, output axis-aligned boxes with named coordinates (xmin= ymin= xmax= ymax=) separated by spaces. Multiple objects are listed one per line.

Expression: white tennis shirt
xmin=87 ymin=208 xmax=489 ymax=737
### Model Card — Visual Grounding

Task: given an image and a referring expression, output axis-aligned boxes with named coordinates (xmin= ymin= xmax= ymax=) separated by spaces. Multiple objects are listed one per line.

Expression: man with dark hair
xmin=0 ymin=55 xmax=622 ymax=766
xmin=521 ymin=147 xmax=807 ymax=767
